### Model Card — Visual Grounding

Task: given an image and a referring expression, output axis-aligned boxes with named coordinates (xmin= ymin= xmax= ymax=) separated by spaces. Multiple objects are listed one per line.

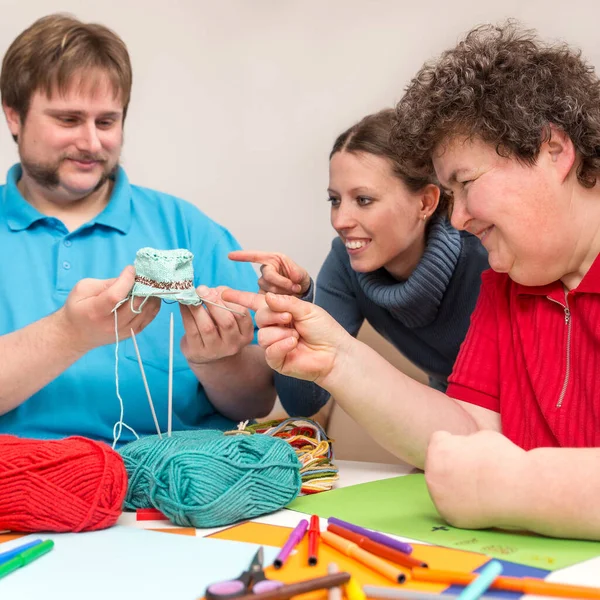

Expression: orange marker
xmin=327 ymin=523 xmax=427 ymax=570
xmin=412 ymin=568 xmax=600 ymax=599
xmin=308 ymin=515 xmax=320 ymax=566
xmin=321 ymin=530 xmax=407 ymax=584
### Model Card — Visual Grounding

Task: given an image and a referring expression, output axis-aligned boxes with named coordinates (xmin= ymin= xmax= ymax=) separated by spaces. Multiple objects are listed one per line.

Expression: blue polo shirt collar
xmin=2 ymin=163 xmax=132 ymax=234
xmin=93 ymin=166 xmax=132 ymax=234
xmin=3 ymin=164 xmax=43 ymax=231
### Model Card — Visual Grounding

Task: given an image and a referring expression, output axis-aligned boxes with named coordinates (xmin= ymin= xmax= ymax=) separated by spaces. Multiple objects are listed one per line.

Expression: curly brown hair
xmin=392 ymin=21 xmax=600 ymax=188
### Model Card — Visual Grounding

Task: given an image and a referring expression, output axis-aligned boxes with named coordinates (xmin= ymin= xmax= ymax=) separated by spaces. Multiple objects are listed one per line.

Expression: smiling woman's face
xmin=328 ymin=150 xmax=435 ymax=280
xmin=433 ymin=134 xmax=580 ymax=286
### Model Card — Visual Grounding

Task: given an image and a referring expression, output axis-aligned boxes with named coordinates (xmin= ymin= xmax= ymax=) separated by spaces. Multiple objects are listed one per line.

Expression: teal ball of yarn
xmin=119 ymin=430 xmax=210 ymax=510
xmin=119 ymin=430 xmax=302 ymax=527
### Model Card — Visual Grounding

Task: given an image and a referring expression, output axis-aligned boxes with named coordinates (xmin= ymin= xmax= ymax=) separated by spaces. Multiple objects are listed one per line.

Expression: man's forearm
xmin=0 ymin=309 xmax=86 ymax=415
xmin=191 ymin=345 xmax=276 ymax=421
xmin=319 ymin=338 xmax=491 ymax=467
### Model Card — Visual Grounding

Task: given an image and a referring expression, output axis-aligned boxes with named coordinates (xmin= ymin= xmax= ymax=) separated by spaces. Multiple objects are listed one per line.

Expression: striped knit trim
xmin=134 ymin=275 xmax=194 ymax=290
xmin=356 ymin=216 xmax=461 ymax=328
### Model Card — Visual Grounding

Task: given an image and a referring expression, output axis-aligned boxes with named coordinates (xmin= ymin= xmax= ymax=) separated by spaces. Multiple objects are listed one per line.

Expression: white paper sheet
xmin=0 ymin=525 xmax=279 ymax=600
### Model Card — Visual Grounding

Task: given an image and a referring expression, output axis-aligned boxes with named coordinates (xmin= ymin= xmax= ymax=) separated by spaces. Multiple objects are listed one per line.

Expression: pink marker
xmin=274 ymin=519 xmax=309 ymax=569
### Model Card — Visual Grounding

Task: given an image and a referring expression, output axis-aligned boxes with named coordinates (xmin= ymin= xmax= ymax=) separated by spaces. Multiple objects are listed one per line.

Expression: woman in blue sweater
xmin=230 ymin=109 xmax=488 ymax=416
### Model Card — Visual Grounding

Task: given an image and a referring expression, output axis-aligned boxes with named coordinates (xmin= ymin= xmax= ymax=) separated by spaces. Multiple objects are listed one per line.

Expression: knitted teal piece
xmin=119 ymin=430 xmax=302 ymax=527
xmin=131 ymin=247 xmax=201 ymax=305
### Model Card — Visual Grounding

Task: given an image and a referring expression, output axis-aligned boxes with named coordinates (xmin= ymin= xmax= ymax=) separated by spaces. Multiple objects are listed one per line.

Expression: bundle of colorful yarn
xmin=229 ymin=418 xmax=339 ymax=494
xmin=0 ymin=435 xmax=127 ymax=532
xmin=119 ymin=429 xmax=302 ymax=527
xmin=0 ymin=418 xmax=334 ymax=532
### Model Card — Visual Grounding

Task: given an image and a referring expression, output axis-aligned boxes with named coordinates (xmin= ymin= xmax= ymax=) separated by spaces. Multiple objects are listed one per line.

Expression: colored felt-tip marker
xmin=0 ymin=539 xmax=43 ymax=565
xmin=411 ymin=567 xmax=600 ymax=599
xmin=457 ymin=560 xmax=503 ymax=600
xmin=274 ymin=519 xmax=308 ymax=569
xmin=345 ymin=576 xmax=367 ymax=600
xmin=231 ymin=571 xmax=351 ymax=600
xmin=327 ymin=563 xmax=342 ymax=600
xmin=308 ymin=515 xmax=320 ymax=566
xmin=328 ymin=517 xmax=413 ymax=555
xmin=136 ymin=508 xmax=168 ymax=521
xmin=321 ymin=530 xmax=407 ymax=584
xmin=327 ymin=524 xmax=427 ymax=570
xmin=363 ymin=586 xmax=499 ymax=600
xmin=0 ymin=539 xmax=54 ymax=580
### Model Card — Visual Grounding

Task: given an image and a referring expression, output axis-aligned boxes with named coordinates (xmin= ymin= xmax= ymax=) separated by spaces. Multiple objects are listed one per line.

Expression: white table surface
xmin=118 ymin=459 xmax=600 ymax=592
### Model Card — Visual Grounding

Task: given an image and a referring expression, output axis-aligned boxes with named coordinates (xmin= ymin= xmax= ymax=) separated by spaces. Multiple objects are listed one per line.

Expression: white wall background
xmin=1 ymin=0 xmax=599 ymax=279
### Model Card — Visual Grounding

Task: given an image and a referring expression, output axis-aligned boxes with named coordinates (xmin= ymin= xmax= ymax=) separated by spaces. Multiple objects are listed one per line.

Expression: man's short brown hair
xmin=392 ymin=22 xmax=600 ymax=189
xmin=1 ymin=13 xmax=132 ymax=121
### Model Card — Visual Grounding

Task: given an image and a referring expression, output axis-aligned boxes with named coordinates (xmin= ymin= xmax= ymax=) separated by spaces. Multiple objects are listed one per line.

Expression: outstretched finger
xmin=263 ymin=293 xmax=315 ymax=319
xmin=221 ymin=289 xmax=267 ymax=312
xmin=228 ymin=250 xmax=276 ymax=265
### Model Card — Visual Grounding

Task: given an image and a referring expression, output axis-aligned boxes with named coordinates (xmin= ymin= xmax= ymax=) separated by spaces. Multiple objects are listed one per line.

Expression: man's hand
xmin=228 ymin=250 xmax=311 ymax=297
xmin=180 ymin=286 xmax=254 ymax=365
xmin=425 ymin=430 xmax=526 ymax=529
xmin=61 ymin=265 xmax=160 ymax=352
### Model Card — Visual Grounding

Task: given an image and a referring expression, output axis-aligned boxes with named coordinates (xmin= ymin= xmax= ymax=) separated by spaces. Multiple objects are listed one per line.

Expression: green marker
xmin=0 ymin=539 xmax=54 ymax=580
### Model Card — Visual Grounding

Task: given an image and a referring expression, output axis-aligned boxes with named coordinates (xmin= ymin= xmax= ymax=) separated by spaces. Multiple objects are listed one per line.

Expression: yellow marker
xmin=344 ymin=576 xmax=367 ymax=600
xmin=321 ymin=530 xmax=408 ymax=584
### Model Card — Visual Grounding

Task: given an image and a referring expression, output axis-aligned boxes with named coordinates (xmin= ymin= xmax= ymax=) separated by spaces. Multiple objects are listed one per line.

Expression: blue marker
xmin=0 ymin=539 xmax=54 ymax=580
xmin=0 ymin=539 xmax=43 ymax=566
xmin=457 ymin=560 xmax=503 ymax=600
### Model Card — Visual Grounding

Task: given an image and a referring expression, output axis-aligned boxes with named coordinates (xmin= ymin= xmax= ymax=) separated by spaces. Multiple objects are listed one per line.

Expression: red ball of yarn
xmin=0 ymin=435 xmax=127 ymax=532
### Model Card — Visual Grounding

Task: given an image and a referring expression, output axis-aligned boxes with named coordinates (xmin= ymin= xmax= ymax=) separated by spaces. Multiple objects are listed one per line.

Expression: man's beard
xmin=21 ymin=155 xmax=119 ymax=196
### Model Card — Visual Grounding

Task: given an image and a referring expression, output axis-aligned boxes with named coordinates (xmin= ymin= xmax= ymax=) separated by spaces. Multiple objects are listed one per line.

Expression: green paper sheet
xmin=287 ymin=474 xmax=600 ymax=570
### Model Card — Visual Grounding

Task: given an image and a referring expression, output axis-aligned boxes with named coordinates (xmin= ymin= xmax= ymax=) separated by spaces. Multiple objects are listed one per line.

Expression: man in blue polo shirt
xmin=0 ymin=14 xmax=276 ymax=446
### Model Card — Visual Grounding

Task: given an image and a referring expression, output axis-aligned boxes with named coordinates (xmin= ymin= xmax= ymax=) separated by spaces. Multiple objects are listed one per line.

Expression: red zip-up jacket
xmin=447 ymin=256 xmax=600 ymax=449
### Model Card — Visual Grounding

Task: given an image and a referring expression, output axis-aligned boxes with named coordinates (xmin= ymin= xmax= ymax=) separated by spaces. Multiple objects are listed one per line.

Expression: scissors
xmin=205 ymin=547 xmax=284 ymax=600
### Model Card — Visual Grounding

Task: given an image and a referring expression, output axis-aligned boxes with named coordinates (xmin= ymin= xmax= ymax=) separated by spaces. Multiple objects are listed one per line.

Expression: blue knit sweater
xmin=276 ymin=216 xmax=489 ymax=417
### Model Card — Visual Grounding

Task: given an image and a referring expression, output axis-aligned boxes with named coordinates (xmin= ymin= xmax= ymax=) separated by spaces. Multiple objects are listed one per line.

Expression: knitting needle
xmin=130 ymin=328 xmax=162 ymax=439
xmin=168 ymin=312 xmax=174 ymax=438
xmin=156 ymin=290 xmax=246 ymax=317
xmin=198 ymin=296 xmax=246 ymax=317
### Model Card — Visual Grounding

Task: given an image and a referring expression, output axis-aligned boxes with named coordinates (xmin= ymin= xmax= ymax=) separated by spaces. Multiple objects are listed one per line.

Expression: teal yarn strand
xmin=119 ymin=430 xmax=302 ymax=527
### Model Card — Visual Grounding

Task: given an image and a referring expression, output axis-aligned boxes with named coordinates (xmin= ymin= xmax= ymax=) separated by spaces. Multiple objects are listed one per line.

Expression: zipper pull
xmin=564 ymin=307 xmax=571 ymax=324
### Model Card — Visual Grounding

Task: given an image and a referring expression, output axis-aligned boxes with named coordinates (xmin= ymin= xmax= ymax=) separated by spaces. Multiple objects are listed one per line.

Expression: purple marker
xmin=274 ymin=519 xmax=309 ymax=569
xmin=328 ymin=517 xmax=413 ymax=555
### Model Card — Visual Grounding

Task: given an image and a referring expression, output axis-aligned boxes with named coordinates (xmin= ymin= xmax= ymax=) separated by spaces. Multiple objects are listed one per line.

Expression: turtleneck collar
xmin=356 ymin=216 xmax=462 ymax=328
